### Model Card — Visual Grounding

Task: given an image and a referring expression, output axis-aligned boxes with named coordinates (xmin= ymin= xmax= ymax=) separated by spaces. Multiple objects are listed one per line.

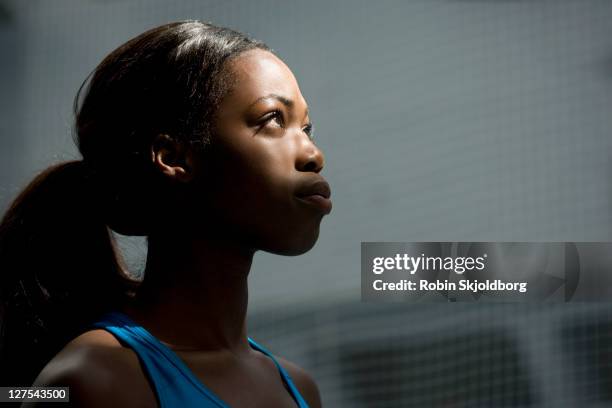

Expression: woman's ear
xmin=150 ymin=134 xmax=195 ymax=183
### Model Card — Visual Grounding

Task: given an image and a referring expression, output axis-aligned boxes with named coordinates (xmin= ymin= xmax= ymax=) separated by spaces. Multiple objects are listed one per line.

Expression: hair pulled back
xmin=0 ymin=20 xmax=269 ymax=385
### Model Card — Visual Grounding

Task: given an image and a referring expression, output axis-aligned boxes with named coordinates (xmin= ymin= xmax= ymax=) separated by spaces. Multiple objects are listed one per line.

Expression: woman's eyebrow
xmin=249 ymin=93 xmax=293 ymax=109
xmin=249 ymin=93 xmax=310 ymax=119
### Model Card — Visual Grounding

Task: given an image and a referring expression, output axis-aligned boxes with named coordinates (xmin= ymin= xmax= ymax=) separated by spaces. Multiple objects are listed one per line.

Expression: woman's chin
xmin=262 ymin=227 xmax=321 ymax=257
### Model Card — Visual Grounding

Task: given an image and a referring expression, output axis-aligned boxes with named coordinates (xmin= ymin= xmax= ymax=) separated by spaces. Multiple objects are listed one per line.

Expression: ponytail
xmin=0 ymin=160 xmax=137 ymax=385
xmin=0 ymin=19 xmax=270 ymax=387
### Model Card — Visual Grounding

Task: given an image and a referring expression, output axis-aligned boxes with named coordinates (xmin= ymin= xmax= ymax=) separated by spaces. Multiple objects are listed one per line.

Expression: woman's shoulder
xmin=275 ymin=356 xmax=322 ymax=408
xmin=30 ymin=329 xmax=156 ymax=407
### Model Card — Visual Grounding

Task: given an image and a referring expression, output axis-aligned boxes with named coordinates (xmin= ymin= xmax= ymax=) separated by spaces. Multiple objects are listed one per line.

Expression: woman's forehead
xmin=224 ymin=49 xmax=305 ymax=109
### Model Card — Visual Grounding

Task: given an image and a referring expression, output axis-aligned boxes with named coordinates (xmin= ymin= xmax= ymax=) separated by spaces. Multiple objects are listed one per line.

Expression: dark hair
xmin=0 ymin=20 xmax=269 ymax=385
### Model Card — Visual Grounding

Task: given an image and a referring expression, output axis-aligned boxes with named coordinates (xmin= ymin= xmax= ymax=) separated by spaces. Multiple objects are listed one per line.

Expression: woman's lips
xmin=295 ymin=178 xmax=332 ymax=214
xmin=296 ymin=194 xmax=333 ymax=214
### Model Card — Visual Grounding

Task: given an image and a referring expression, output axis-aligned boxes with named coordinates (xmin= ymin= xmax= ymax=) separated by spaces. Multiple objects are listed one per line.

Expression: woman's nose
xmin=295 ymin=136 xmax=324 ymax=173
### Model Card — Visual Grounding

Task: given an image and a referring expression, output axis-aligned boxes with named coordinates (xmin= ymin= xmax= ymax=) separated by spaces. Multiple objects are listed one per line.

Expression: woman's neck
xmin=122 ymin=233 xmax=255 ymax=355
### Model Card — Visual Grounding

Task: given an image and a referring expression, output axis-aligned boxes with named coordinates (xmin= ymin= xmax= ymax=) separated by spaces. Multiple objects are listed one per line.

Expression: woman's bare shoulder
xmin=276 ymin=357 xmax=322 ymax=408
xmin=30 ymin=329 xmax=156 ymax=407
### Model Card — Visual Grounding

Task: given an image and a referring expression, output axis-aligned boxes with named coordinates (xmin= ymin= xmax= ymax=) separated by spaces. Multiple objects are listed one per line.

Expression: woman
xmin=0 ymin=21 xmax=328 ymax=407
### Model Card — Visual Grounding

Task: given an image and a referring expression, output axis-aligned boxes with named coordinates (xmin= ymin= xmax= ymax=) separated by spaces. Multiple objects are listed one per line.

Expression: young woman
xmin=0 ymin=21 xmax=328 ymax=407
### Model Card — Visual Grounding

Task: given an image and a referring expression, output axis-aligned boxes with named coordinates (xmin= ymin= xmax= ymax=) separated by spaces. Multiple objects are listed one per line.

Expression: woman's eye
xmin=303 ymin=123 xmax=314 ymax=140
xmin=263 ymin=111 xmax=284 ymax=127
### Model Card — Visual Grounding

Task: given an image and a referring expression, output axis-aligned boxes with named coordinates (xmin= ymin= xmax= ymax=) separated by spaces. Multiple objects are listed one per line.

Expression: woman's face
xmin=192 ymin=49 xmax=331 ymax=256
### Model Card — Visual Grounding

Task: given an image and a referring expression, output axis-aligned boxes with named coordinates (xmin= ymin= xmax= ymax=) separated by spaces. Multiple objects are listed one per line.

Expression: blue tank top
xmin=90 ymin=311 xmax=309 ymax=408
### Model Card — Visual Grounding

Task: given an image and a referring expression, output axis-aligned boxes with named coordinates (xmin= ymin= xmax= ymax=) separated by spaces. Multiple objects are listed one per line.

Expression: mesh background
xmin=250 ymin=302 xmax=612 ymax=407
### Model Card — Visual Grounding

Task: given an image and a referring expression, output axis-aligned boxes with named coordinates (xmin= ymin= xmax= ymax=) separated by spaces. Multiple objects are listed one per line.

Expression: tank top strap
xmin=89 ymin=312 xmax=310 ymax=408
xmin=247 ymin=338 xmax=310 ymax=408
xmin=90 ymin=311 xmax=228 ymax=407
